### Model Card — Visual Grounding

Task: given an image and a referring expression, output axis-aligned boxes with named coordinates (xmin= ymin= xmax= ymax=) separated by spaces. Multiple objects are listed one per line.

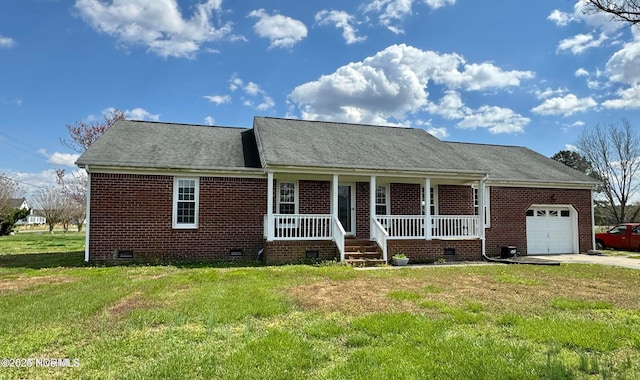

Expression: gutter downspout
xmin=591 ymin=186 xmax=596 ymax=251
xmin=479 ymin=175 xmax=490 ymax=261
xmin=84 ymin=165 xmax=90 ymax=263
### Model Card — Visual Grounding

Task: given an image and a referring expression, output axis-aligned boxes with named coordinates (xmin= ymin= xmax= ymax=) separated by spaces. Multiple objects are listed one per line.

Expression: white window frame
xmin=276 ymin=180 xmax=299 ymax=228
xmin=375 ymin=185 xmax=390 ymax=215
xmin=276 ymin=181 xmax=299 ymax=215
xmin=473 ymin=186 xmax=491 ymax=228
xmin=173 ymin=177 xmax=199 ymax=229
xmin=421 ymin=186 xmax=438 ymax=216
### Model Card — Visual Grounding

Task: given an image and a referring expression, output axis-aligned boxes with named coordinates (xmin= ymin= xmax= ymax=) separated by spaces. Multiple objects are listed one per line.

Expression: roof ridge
xmin=255 ymin=116 xmax=416 ymax=131
xmin=446 ymin=141 xmax=526 ymax=149
xmin=122 ymin=119 xmax=247 ymax=130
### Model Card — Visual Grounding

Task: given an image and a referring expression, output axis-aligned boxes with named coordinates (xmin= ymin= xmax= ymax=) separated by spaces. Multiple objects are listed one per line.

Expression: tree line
xmin=0 ymin=110 xmax=124 ymax=235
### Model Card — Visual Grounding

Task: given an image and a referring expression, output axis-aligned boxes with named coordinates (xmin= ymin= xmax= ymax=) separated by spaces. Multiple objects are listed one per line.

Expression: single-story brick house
xmin=76 ymin=117 xmax=599 ymax=264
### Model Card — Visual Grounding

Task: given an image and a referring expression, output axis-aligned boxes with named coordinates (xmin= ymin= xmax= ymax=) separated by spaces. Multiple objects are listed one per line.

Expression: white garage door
xmin=526 ymin=207 xmax=575 ymax=255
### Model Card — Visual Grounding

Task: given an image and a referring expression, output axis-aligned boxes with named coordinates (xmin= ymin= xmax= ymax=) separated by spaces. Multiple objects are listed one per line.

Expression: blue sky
xmin=1 ymin=0 xmax=639 ymax=195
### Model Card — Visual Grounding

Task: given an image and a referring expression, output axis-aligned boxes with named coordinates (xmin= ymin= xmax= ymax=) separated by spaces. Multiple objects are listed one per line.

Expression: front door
xmin=338 ymin=184 xmax=356 ymax=235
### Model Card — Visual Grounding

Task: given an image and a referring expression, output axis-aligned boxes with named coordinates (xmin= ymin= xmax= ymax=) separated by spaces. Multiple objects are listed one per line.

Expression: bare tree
xmin=577 ymin=120 xmax=640 ymax=223
xmin=32 ymin=187 xmax=67 ymax=233
xmin=57 ymin=109 xmax=124 ymax=230
xmin=582 ymin=0 xmax=640 ymax=26
xmin=60 ymin=109 xmax=125 ymax=153
xmin=0 ymin=174 xmax=21 ymax=216
xmin=56 ymin=170 xmax=87 ymax=231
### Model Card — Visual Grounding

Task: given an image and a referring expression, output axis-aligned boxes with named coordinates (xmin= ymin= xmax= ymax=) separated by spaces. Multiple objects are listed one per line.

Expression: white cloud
xmin=203 ymin=95 xmax=231 ymax=105
xmin=244 ymin=82 xmax=261 ymax=96
xmin=124 ymin=107 xmax=160 ymax=121
xmin=204 ymin=116 xmax=215 ymax=125
xmin=257 ymin=96 xmax=275 ymax=111
xmin=227 ymin=75 xmax=275 ymax=111
xmin=74 ymin=0 xmax=232 ymax=58
xmin=315 ymin=10 xmax=366 ymax=44
xmin=565 ymin=144 xmax=579 ymax=151
xmin=450 ymin=63 xmax=534 ymax=91
xmin=248 ymin=9 xmax=307 ymax=49
xmin=531 ymin=94 xmax=597 ymax=116
xmin=427 ymin=127 xmax=448 ymax=138
xmin=573 ymin=0 xmax=626 ymax=33
xmin=456 ymin=105 xmax=529 ymax=134
xmin=547 ymin=9 xmax=574 ymax=26
xmin=362 ymin=0 xmax=456 ymax=34
xmin=601 ymin=84 xmax=640 ymax=109
xmin=575 ymin=68 xmax=589 ymax=77
xmin=605 ymin=38 xmax=640 ymax=85
xmin=535 ymin=87 xmax=568 ymax=99
xmin=557 ymin=32 xmax=607 ymax=54
xmin=0 ymin=35 xmax=15 ymax=48
xmin=426 ymin=91 xmax=468 ymax=119
xmin=38 ymin=150 xmax=81 ymax=167
xmin=549 ymin=1 xmax=625 ymax=33
xmin=288 ymin=44 xmax=534 ymax=127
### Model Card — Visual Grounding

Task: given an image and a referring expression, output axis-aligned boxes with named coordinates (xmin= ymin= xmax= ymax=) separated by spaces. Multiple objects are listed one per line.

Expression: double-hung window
xmin=277 ymin=181 xmax=297 ymax=228
xmin=278 ymin=182 xmax=297 ymax=214
xmin=375 ymin=185 xmax=389 ymax=215
xmin=473 ymin=186 xmax=490 ymax=227
xmin=173 ymin=178 xmax=199 ymax=229
xmin=421 ymin=187 xmax=437 ymax=215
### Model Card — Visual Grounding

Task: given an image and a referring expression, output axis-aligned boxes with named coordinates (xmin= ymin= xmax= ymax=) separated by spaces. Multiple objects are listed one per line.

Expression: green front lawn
xmin=0 ymin=235 xmax=639 ymax=379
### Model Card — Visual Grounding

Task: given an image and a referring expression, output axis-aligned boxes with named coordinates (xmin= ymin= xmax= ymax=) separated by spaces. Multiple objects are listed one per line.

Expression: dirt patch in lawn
xmin=289 ymin=271 xmax=640 ymax=315
xmin=0 ymin=275 xmax=76 ymax=292
xmin=107 ymin=292 xmax=156 ymax=318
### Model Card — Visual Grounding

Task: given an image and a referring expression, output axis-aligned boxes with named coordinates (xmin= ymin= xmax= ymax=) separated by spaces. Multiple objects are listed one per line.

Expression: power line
xmin=0 ymin=173 xmax=48 ymax=190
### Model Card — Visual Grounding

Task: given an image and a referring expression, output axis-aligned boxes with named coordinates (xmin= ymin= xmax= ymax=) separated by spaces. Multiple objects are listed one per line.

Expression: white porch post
xmin=332 ymin=174 xmax=339 ymax=219
xmin=267 ymin=171 xmax=274 ymax=241
xmin=424 ymin=178 xmax=432 ymax=240
xmin=478 ymin=176 xmax=487 ymax=257
xmin=370 ymin=176 xmax=376 ymax=239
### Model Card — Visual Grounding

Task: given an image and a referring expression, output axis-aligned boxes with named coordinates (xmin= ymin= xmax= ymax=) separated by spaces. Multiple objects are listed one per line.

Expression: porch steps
xmin=344 ymin=239 xmax=387 ymax=267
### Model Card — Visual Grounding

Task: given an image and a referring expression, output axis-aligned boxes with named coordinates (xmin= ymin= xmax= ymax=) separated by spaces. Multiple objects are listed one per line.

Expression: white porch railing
xmin=376 ymin=215 xmax=480 ymax=239
xmin=432 ymin=215 xmax=479 ymax=239
xmin=376 ymin=215 xmax=424 ymax=239
xmin=371 ymin=217 xmax=388 ymax=262
xmin=263 ymin=214 xmax=479 ymax=258
xmin=270 ymin=214 xmax=333 ymax=240
xmin=332 ymin=216 xmax=346 ymax=262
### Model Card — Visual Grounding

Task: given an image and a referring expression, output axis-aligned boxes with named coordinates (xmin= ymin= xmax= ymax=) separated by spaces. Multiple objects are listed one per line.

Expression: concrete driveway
xmin=533 ymin=253 xmax=640 ymax=270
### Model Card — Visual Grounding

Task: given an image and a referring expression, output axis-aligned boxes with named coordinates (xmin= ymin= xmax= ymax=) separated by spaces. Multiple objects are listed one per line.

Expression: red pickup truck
xmin=595 ymin=223 xmax=640 ymax=250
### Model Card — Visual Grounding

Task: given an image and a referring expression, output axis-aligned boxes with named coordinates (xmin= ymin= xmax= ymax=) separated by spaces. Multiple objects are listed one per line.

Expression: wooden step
xmin=345 ymin=251 xmax=382 ymax=259
xmin=344 ymin=258 xmax=388 ymax=267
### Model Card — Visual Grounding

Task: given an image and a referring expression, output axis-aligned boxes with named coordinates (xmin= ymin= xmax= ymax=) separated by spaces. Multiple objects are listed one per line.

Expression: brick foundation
xmin=387 ymin=239 xmax=483 ymax=263
xmin=262 ymin=240 xmax=338 ymax=264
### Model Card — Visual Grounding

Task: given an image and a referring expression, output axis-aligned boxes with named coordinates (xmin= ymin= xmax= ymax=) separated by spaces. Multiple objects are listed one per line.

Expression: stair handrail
xmin=370 ymin=217 xmax=389 ymax=262
xmin=332 ymin=216 xmax=346 ymax=262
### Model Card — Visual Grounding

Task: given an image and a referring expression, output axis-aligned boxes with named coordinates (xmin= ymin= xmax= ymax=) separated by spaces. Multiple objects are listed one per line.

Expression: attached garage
xmin=526 ymin=206 xmax=578 ymax=254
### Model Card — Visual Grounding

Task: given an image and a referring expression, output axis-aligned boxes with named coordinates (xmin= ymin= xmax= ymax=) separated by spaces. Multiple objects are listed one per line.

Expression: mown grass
xmin=1 ymin=235 xmax=640 ymax=379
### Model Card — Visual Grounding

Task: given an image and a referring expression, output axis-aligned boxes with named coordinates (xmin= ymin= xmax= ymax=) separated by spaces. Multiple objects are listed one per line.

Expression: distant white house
xmin=10 ymin=197 xmax=46 ymax=225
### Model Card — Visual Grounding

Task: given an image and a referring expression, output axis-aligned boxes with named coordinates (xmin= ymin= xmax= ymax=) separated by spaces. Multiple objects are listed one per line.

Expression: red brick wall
xmin=388 ymin=239 xmax=482 ymax=263
xmin=263 ymin=240 xmax=337 ymax=264
xmin=390 ymin=183 xmax=421 ymax=215
xmin=299 ymin=180 xmax=331 ymax=214
xmin=439 ymin=185 xmax=474 ymax=215
xmin=89 ymin=173 xmax=266 ymax=263
xmin=485 ymin=187 xmax=593 ymax=256
xmin=355 ymin=182 xmax=370 ymax=239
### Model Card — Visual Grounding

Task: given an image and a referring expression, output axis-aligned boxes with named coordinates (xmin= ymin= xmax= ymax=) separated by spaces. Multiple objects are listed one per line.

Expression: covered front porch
xmin=263 ymin=171 xmax=488 ymax=263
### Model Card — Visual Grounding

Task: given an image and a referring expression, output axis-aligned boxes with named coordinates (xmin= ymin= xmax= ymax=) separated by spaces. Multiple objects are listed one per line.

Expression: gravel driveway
xmin=534 ymin=253 xmax=640 ymax=270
